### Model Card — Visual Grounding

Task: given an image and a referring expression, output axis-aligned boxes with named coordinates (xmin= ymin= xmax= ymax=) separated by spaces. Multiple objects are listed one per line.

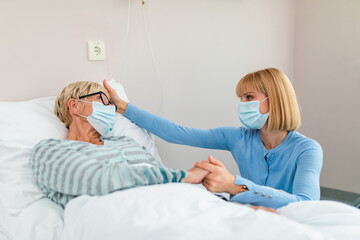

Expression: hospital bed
xmin=0 ymin=80 xmax=359 ymax=240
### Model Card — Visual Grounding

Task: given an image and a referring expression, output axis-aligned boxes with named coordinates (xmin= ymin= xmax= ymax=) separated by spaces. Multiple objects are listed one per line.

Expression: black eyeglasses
xmin=79 ymin=91 xmax=117 ymax=111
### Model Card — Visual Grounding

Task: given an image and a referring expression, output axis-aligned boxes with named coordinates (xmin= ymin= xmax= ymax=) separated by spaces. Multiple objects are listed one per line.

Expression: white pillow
xmin=0 ymin=79 xmax=161 ymax=214
xmin=0 ymin=97 xmax=67 ymax=213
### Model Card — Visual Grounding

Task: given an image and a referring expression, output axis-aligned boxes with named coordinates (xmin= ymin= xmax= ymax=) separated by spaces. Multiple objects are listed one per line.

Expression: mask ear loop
xmin=259 ymin=97 xmax=269 ymax=115
xmin=260 ymin=97 xmax=268 ymax=103
xmin=75 ymin=99 xmax=90 ymax=118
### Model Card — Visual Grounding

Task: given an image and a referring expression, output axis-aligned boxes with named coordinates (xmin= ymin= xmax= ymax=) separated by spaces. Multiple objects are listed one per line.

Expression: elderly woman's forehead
xmin=87 ymin=85 xmax=108 ymax=95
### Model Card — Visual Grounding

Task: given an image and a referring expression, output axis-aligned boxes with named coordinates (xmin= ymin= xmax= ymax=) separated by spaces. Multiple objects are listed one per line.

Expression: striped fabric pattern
xmin=30 ymin=136 xmax=187 ymax=208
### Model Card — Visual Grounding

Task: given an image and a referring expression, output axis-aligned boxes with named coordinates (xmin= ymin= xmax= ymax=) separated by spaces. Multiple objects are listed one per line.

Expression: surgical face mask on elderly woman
xmin=76 ymin=91 xmax=116 ymax=136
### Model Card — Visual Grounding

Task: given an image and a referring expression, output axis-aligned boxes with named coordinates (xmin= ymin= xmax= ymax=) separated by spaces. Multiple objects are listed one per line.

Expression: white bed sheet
xmin=61 ymin=183 xmax=360 ymax=240
xmin=1 ymin=183 xmax=359 ymax=240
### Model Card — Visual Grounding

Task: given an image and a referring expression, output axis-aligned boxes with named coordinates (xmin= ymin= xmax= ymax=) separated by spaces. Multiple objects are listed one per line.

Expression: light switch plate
xmin=88 ymin=41 xmax=106 ymax=61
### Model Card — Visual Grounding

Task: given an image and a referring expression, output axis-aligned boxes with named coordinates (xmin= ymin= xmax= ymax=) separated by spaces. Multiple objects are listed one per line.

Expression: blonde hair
xmin=54 ymin=81 xmax=109 ymax=128
xmin=236 ymin=68 xmax=301 ymax=131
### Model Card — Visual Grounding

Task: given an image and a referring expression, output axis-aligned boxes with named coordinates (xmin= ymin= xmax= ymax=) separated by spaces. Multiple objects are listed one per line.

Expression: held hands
xmin=103 ymin=80 xmax=128 ymax=114
xmin=195 ymin=156 xmax=278 ymax=214
xmin=194 ymin=156 xmax=248 ymax=195
xmin=183 ymin=167 xmax=209 ymax=184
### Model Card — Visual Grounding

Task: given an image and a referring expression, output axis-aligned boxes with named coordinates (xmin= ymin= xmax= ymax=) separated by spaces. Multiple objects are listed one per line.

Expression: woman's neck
xmin=67 ymin=122 xmax=103 ymax=145
xmin=259 ymin=128 xmax=288 ymax=150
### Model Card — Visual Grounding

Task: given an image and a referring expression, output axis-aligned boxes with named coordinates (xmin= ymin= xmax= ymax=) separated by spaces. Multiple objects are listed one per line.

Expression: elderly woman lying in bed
xmin=29 ymin=81 xmax=208 ymax=209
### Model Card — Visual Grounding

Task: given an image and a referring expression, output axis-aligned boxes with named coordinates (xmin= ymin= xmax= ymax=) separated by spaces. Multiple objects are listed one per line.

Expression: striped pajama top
xmin=30 ymin=136 xmax=187 ymax=208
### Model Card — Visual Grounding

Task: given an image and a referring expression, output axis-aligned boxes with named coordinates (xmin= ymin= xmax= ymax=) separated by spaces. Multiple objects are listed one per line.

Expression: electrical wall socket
xmin=88 ymin=41 xmax=106 ymax=61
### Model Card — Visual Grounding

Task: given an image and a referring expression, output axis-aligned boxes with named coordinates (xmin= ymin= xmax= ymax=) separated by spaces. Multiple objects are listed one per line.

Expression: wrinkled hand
xmin=194 ymin=155 xmax=239 ymax=194
xmin=183 ymin=167 xmax=209 ymax=184
xmin=103 ymin=79 xmax=128 ymax=114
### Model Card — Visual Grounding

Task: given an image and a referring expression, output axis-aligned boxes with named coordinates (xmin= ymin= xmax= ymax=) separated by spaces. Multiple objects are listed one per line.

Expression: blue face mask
xmin=238 ymin=97 xmax=269 ymax=129
xmin=77 ymin=100 xmax=116 ymax=136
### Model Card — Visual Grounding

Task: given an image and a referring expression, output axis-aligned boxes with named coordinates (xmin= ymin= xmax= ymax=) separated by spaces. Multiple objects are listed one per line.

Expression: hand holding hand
xmin=103 ymin=79 xmax=128 ymax=114
xmin=194 ymin=156 xmax=247 ymax=195
xmin=183 ymin=167 xmax=209 ymax=184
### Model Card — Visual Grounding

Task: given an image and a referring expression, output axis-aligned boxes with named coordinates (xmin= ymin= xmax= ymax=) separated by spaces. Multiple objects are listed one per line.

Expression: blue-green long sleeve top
xmin=124 ymin=103 xmax=323 ymax=209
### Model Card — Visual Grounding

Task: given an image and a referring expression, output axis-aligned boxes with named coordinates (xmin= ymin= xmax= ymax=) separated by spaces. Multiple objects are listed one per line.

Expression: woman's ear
xmin=67 ymin=99 xmax=80 ymax=115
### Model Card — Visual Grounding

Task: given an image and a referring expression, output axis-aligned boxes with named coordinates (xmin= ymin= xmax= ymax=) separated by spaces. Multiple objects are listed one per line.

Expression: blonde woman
xmin=107 ymin=68 xmax=323 ymax=209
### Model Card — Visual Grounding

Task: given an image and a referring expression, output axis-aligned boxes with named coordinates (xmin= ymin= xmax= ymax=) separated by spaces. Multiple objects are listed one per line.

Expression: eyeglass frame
xmin=78 ymin=91 xmax=117 ymax=111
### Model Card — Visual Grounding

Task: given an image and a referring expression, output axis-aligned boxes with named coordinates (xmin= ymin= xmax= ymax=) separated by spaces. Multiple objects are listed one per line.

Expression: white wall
xmin=0 ymin=0 xmax=295 ymax=178
xmin=295 ymin=0 xmax=360 ymax=193
xmin=0 ymin=0 xmax=125 ymax=100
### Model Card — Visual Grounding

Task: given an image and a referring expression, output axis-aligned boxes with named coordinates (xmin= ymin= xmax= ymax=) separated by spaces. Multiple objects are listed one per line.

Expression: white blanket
xmin=61 ymin=183 xmax=360 ymax=240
